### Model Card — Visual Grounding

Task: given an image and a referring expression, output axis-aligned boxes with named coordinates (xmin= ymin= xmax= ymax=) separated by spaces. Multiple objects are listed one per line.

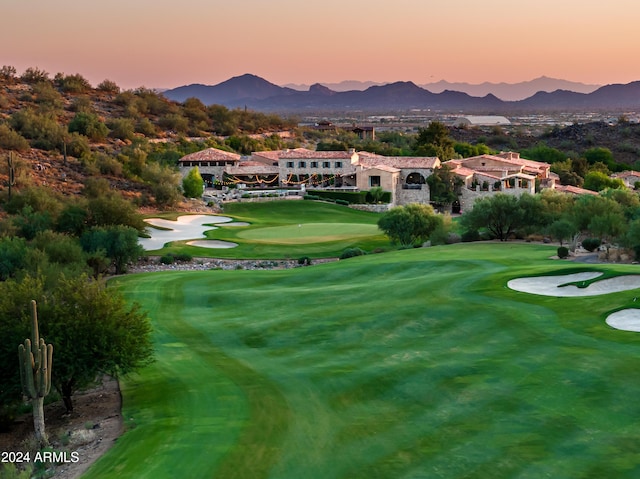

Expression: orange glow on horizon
xmin=2 ymin=0 xmax=640 ymax=90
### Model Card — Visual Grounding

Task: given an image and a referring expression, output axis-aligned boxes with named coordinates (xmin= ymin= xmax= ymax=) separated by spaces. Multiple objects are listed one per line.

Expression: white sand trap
xmin=139 ymin=215 xmax=233 ymax=250
xmin=606 ymin=309 xmax=640 ymax=332
xmin=508 ymin=272 xmax=640 ymax=297
xmin=186 ymin=240 xmax=238 ymax=249
xmin=219 ymin=222 xmax=250 ymax=227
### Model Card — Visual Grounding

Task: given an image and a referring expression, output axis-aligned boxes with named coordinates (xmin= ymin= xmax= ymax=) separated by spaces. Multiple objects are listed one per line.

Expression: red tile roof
xmin=358 ymin=154 xmax=440 ymax=169
xmin=279 ymin=148 xmax=356 ymax=160
xmin=178 ymin=148 xmax=240 ymax=163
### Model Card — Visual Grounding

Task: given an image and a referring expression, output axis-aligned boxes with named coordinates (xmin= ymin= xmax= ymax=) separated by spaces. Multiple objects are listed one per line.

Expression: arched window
xmin=406 ymin=172 xmax=426 ymax=184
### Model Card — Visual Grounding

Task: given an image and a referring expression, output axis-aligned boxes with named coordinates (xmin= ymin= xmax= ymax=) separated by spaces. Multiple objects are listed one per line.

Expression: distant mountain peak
xmin=308 ymin=83 xmax=335 ymax=95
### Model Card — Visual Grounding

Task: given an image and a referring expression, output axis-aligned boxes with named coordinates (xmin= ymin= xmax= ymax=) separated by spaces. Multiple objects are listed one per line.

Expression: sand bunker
xmin=186 ymin=240 xmax=238 ymax=249
xmin=606 ymin=309 xmax=640 ymax=332
xmin=219 ymin=222 xmax=250 ymax=227
xmin=139 ymin=215 xmax=233 ymax=250
xmin=507 ymin=272 xmax=640 ymax=297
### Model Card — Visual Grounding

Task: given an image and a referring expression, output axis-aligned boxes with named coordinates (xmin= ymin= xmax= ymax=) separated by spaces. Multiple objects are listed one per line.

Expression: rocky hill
xmin=0 ymin=70 xmax=296 ymax=204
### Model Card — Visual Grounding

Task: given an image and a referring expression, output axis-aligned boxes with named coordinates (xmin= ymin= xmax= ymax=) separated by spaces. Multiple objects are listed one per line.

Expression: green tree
xmin=548 ymin=218 xmax=578 ymax=246
xmin=47 ymin=275 xmax=153 ymax=411
xmin=414 ymin=122 xmax=456 ymax=159
xmin=583 ymin=171 xmax=624 ymax=192
xmin=182 ymin=167 xmax=204 ymax=198
xmin=460 ymin=194 xmax=528 ymax=241
xmin=142 ymin=163 xmax=182 ymax=207
xmin=426 ymin=165 xmax=462 ymax=205
xmin=377 ymin=203 xmax=442 ymax=247
xmin=80 ymin=225 xmax=143 ymax=274
xmin=0 ymin=275 xmax=154 ymax=413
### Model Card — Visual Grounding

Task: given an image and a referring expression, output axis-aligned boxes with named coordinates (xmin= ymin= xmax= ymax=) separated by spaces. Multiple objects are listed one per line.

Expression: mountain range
xmin=283 ymin=77 xmax=601 ymax=101
xmin=163 ymin=74 xmax=640 ymax=113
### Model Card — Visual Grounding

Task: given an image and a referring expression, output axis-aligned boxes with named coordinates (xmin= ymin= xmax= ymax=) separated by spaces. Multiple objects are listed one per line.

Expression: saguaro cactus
xmin=7 ymin=151 xmax=16 ymax=200
xmin=18 ymin=300 xmax=53 ymax=447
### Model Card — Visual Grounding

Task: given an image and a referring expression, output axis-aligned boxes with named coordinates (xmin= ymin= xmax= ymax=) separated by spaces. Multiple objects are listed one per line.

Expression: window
xmin=323 ymin=161 xmax=330 ymax=168
xmin=286 ymin=161 xmax=294 ymax=168
xmin=298 ymin=161 xmax=306 ymax=168
xmin=335 ymin=161 xmax=343 ymax=168
xmin=310 ymin=161 xmax=318 ymax=168
xmin=370 ymin=175 xmax=381 ymax=187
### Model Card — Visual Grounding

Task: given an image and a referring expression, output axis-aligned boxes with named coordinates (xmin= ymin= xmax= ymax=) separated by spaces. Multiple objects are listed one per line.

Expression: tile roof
xmin=554 ymin=184 xmax=599 ymax=195
xmin=362 ymin=164 xmax=401 ymax=173
xmin=178 ymin=148 xmax=241 ymax=163
xmin=279 ymin=148 xmax=356 ymax=160
xmin=226 ymin=161 xmax=279 ymax=175
xmin=357 ymin=154 xmax=440 ymax=169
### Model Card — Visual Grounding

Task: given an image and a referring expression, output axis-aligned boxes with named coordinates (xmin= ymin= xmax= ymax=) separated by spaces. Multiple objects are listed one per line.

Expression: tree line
xmin=0 ymin=179 xmax=154 ymax=430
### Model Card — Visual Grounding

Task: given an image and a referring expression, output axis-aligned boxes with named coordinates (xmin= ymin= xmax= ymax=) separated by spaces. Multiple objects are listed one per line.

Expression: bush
xmin=159 ymin=254 xmax=175 ymax=264
xmin=581 ymin=238 xmax=601 ymax=252
xmin=557 ymin=246 xmax=569 ymax=259
xmin=297 ymin=256 xmax=312 ymax=266
xmin=173 ymin=253 xmax=193 ymax=262
xmin=0 ymin=124 xmax=29 ymax=151
xmin=339 ymin=247 xmax=366 ymax=259
xmin=335 ymin=199 xmax=349 ymax=206
xmin=303 ymin=194 xmax=320 ymax=201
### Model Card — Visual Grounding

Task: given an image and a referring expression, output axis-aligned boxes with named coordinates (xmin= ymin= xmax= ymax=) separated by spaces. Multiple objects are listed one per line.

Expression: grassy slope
xmin=146 ymin=201 xmax=389 ymax=259
xmin=87 ymin=243 xmax=640 ymax=478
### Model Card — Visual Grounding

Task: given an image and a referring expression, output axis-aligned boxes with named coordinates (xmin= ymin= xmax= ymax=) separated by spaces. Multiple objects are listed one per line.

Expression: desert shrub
xmin=581 ymin=238 xmax=601 ymax=252
xmin=97 ymin=79 xmax=120 ymax=94
xmin=0 ymin=124 xmax=29 ymax=151
xmin=68 ymin=112 xmax=109 ymax=141
xmin=55 ymin=73 xmax=92 ymax=93
xmin=557 ymin=246 xmax=569 ymax=259
xmin=96 ymin=155 xmax=123 ymax=177
xmin=66 ymin=132 xmax=91 ymax=158
xmin=297 ymin=256 xmax=312 ymax=266
xmin=159 ymin=254 xmax=174 ymax=264
xmin=340 ymin=247 xmax=366 ymax=259
xmin=107 ymin=118 xmax=136 ymax=141
xmin=20 ymin=67 xmax=50 ymax=84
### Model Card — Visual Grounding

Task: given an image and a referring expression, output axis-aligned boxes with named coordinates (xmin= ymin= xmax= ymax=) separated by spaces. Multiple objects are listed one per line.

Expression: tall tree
xmin=414 ymin=121 xmax=456 ymax=160
xmin=182 ymin=166 xmax=204 ymax=198
xmin=377 ymin=203 xmax=442 ymax=247
xmin=460 ymin=193 xmax=529 ymax=241
xmin=0 ymin=275 xmax=154 ymax=414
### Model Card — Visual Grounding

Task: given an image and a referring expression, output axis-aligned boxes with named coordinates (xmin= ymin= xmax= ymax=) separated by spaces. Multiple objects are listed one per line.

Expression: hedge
xmin=311 ymin=190 xmax=390 ymax=204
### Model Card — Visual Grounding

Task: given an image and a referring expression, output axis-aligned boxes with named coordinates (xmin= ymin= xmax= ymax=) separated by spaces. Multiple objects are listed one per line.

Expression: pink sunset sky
xmin=3 ymin=0 xmax=640 ymax=90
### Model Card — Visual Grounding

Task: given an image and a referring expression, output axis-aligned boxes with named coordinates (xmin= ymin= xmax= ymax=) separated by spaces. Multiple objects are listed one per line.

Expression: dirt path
xmin=0 ymin=376 xmax=123 ymax=478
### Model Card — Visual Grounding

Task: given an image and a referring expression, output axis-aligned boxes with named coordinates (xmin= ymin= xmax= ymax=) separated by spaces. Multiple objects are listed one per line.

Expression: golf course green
xmin=147 ymin=201 xmax=389 ymax=258
xmin=85 ymin=241 xmax=640 ymax=479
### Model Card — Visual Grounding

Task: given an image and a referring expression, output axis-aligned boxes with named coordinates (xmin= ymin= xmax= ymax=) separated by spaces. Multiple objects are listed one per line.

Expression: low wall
xmin=349 ymin=204 xmax=391 ymax=213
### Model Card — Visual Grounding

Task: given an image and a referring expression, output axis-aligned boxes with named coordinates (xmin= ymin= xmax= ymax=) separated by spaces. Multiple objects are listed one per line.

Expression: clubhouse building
xmin=177 ymin=147 xmax=586 ymax=210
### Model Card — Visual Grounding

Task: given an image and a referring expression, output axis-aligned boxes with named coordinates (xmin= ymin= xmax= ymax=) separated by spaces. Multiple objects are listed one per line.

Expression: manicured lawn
xmin=86 ymin=243 xmax=640 ymax=478
xmin=145 ymin=201 xmax=389 ymax=259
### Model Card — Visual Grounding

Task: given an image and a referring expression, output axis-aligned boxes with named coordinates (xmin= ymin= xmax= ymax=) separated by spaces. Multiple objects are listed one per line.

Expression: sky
xmin=3 ymin=0 xmax=640 ymax=90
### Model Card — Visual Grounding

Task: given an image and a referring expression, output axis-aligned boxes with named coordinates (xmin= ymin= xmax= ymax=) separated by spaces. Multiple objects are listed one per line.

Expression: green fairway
xmin=86 ymin=243 xmax=640 ymax=478
xmin=147 ymin=201 xmax=389 ymax=259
